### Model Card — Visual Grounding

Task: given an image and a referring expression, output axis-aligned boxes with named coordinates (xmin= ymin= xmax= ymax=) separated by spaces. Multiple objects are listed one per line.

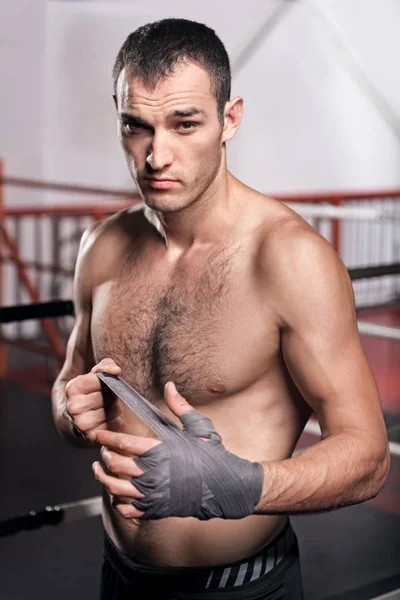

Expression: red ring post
xmin=332 ymin=197 xmax=343 ymax=255
xmin=0 ymin=159 xmax=7 ymax=378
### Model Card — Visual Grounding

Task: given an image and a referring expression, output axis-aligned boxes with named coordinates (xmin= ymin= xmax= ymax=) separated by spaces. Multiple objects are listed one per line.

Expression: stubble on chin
xmin=142 ymin=194 xmax=188 ymax=213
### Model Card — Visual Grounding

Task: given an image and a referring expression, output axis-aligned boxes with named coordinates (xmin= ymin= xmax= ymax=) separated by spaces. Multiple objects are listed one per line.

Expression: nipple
xmin=207 ymin=383 xmax=226 ymax=395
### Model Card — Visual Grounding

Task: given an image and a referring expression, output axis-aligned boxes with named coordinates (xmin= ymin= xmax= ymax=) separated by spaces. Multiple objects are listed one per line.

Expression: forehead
xmin=116 ymin=62 xmax=217 ymax=114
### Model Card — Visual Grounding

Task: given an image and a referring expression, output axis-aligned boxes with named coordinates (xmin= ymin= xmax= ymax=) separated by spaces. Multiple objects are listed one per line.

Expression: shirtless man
xmin=51 ymin=18 xmax=390 ymax=600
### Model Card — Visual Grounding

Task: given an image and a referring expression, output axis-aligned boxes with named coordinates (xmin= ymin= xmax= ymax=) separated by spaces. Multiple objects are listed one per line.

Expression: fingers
xmin=113 ymin=502 xmax=144 ymax=520
xmin=93 ymin=445 xmax=146 ymax=520
xmin=71 ymin=404 xmax=123 ymax=440
xmin=91 ymin=357 xmax=121 ymax=375
xmin=163 ymin=382 xmax=214 ymax=441
xmin=66 ymin=389 xmax=112 ymax=415
xmin=94 ymin=429 xmax=160 ymax=455
xmin=93 ymin=461 xmax=145 ymax=519
xmin=64 ymin=358 xmax=122 ymax=439
xmin=100 ymin=447 xmax=144 ymax=478
xmin=66 ymin=359 xmax=120 ymax=396
xmin=93 ymin=461 xmax=144 ymax=500
xmin=66 ymin=373 xmax=103 ymax=398
xmin=163 ymin=381 xmax=194 ymax=417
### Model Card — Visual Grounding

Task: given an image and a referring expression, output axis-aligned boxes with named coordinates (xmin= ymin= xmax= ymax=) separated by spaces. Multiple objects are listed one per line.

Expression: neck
xmin=153 ymin=170 xmax=242 ymax=255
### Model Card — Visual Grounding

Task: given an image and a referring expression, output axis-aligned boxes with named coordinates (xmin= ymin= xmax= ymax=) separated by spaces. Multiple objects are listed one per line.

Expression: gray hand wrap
xmin=98 ymin=374 xmax=264 ymax=520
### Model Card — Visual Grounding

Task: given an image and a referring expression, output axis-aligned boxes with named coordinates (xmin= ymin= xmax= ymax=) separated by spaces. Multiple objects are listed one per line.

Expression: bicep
xmin=274 ymin=232 xmax=384 ymax=442
xmin=282 ymin=311 xmax=381 ymax=441
xmin=57 ymin=310 xmax=95 ymax=384
xmin=56 ymin=230 xmax=96 ymax=384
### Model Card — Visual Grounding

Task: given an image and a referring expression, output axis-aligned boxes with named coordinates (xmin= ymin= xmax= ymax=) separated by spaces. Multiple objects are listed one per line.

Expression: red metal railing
xmin=274 ymin=190 xmax=400 ymax=257
xmin=0 ymin=160 xmax=139 ymax=377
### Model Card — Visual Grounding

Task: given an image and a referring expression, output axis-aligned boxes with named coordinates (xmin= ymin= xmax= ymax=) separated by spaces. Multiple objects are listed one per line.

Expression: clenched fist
xmin=64 ymin=358 xmax=123 ymax=441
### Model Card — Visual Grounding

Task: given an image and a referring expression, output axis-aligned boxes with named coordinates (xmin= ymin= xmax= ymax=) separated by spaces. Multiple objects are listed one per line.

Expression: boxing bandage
xmin=97 ymin=373 xmax=264 ymax=520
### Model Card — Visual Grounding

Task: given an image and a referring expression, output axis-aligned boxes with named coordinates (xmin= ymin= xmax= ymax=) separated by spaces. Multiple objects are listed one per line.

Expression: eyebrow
xmin=120 ymin=107 xmax=205 ymax=126
xmin=168 ymin=107 xmax=205 ymax=118
xmin=120 ymin=113 xmax=152 ymax=128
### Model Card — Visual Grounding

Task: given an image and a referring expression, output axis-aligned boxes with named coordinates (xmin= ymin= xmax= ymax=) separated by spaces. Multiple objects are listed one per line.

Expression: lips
xmin=144 ymin=179 xmax=178 ymax=189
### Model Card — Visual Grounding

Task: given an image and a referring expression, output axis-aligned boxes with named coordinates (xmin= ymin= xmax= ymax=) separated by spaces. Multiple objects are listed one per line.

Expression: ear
xmin=112 ymin=94 xmax=118 ymax=110
xmin=221 ymin=96 xmax=243 ymax=143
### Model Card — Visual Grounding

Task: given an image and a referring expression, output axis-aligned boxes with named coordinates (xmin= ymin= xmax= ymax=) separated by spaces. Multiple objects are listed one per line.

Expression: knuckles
xmin=106 ymin=481 xmax=120 ymax=495
xmin=66 ymin=373 xmax=100 ymax=397
xmin=66 ymin=394 xmax=100 ymax=416
xmin=91 ymin=358 xmax=121 ymax=373
xmin=96 ymin=477 xmax=118 ymax=495
xmin=73 ymin=412 xmax=99 ymax=431
xmin=101 ymin=449 xmax=119 ymax=474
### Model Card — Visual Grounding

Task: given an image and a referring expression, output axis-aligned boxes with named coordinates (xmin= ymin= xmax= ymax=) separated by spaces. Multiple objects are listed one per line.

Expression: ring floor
xmin=0 ymin=330 xmax=399 ymax=599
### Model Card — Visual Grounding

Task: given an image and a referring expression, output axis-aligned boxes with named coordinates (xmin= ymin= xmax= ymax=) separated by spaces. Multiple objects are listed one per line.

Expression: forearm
xmin=255 ymin=431 xmax=390 ymax=515
xmin=51 ymin=377 xmax=93 ymax=448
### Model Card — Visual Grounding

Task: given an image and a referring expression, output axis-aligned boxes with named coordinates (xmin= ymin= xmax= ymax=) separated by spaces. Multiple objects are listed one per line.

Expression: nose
xmin=146 ymin=132 xmax=173 ymax=171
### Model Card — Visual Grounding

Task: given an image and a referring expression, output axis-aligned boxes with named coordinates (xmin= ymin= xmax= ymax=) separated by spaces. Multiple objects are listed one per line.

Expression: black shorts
xmin=100 ymin=520 xmax=305 ymax=599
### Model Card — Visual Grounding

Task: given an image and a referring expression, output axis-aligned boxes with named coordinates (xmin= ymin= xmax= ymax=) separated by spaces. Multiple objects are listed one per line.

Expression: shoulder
xmin=255 ymin=198 xmax=353 ymax=325
xmin=80 ymin=203 xmax=147 ymax=253
xmin=237 ymin=184 xmax=338 ymax=274
xmin=258 ymin=208 xmax=334 ymax=273
xmin=77 ymin=202 xmax=156 ymax=267
xmin=74 ymin=203 xmax=149 ymax=293
xmin=254 ymin=193 xmax=341 ymax=276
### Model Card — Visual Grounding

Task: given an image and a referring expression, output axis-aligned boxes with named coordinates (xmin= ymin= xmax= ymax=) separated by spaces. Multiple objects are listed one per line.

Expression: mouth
xmin=143 ymin=178 xmax=179 ymax=190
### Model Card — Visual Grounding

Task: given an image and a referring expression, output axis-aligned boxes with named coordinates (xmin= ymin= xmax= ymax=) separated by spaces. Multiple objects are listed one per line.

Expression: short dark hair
xmin=113 ymin=18 xmax=231 ymax=124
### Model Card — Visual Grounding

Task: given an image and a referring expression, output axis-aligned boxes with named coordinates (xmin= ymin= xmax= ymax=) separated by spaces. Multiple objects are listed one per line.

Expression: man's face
xmin=115 ymin=63 xmax=225 ymax=213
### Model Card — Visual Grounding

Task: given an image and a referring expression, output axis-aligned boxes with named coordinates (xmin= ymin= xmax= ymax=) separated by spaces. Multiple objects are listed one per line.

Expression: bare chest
xmin=91 ymin=252 xmax=277 ymax=404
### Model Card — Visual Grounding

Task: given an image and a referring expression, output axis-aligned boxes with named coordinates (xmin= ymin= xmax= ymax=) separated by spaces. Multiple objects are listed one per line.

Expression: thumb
xmin=91 ymin=357 xmax=121 ymax=375
xmin=164 ymin=382 xmax=193 ymax=417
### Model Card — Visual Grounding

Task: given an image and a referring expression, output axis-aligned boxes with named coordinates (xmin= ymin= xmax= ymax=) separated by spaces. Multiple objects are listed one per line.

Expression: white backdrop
xmin=0 ymin=0 xmax=47 ymax=199
xmin=1 ymin=0 xmax=399 ymax=192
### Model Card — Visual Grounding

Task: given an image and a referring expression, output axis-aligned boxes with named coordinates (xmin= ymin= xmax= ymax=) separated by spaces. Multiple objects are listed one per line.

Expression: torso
xmin=89 ymin=196 xmax=312 ymax=567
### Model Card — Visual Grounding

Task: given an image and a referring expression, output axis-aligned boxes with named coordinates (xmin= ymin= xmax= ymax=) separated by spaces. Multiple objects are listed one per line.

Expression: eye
xmin=177 ymin=121 xmax=198 ymax=131
xmin=121 ymin=120 xmax=146 ymax=135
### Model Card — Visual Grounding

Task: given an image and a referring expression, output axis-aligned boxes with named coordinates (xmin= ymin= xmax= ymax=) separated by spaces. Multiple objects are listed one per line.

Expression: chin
xmin=143 ymin=193 xmax=194 ymax=213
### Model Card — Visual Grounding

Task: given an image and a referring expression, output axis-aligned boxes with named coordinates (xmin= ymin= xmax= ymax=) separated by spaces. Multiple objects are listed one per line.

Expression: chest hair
xmin=96 ymin=246 xmax=236 ymax=401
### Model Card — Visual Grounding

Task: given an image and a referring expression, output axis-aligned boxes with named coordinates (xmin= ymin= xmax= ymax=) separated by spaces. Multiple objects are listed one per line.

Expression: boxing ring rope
xmin=357 ymin=321 xmax=400 ymax=341
xmin=0 ymin=300 xmax=74 ymax=323
xmin=0 ymin=496 xmax=103 ymax=537
xmin=285 ymin=202 xmax=400 ymax=223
